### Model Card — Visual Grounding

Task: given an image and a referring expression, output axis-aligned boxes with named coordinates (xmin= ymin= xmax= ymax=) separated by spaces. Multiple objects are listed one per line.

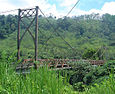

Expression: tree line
xmin=0 ymin=13 xmax=114 ymax=59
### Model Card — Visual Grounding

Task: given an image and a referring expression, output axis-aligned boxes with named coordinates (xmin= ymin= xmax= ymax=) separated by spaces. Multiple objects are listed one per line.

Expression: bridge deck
xmin=16 ymin=59 xmax=105 ymax=72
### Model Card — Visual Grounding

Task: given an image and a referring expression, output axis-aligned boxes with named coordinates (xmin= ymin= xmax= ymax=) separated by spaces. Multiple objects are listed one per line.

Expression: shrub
xmin=62 ymin=60 xmax=115 ymax=91
xmin=84 ymin=74 xmax=115 ymax=94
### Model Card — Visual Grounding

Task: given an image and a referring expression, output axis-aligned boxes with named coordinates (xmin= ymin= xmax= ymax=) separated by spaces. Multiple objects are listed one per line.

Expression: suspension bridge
xmin=15 ymin=59 xmax=105 ymax=74
xmin=0 ymin=1 xmax=106 ymax=72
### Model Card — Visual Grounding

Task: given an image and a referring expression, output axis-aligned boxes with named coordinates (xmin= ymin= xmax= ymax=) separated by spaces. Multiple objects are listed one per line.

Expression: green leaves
xmin=0 ymin=85 xmax=9 ymax=94
xmin=61 ymin=60 xmax=115 ymax=92
xmin=0 ymin=58 xmax=74 ymax=94
xmin=0 ymin=14 xmax=115 ymax=59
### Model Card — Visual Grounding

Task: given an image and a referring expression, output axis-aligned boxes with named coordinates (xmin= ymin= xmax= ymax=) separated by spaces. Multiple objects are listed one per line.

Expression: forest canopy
xmin=0 ymin=13 xmax=115 ymax=59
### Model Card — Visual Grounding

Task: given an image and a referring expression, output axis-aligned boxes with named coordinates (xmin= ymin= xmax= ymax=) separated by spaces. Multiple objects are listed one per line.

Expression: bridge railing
xmin=37 ymin=59 xmax=105 ymax=65
xmin=22 ymin=59 xmax=105 ymax=65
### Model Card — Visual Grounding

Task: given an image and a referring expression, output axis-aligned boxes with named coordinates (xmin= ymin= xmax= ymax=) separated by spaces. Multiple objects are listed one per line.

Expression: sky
xmin=0 ymin=0 xmax=115 ymax=17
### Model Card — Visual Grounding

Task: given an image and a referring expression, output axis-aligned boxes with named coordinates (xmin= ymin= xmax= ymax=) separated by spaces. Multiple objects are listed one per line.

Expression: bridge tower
xmin=17 ymin=6 xmax=39 ymax=61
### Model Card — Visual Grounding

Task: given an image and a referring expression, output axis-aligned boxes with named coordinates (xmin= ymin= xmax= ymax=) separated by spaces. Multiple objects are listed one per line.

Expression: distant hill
xmin=0 ymin=13 xmax=115 ymax=59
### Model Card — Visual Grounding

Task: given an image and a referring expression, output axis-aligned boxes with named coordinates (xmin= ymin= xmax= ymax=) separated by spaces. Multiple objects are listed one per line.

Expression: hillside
xmin=0 ymin=14 xmax=115 ymax=59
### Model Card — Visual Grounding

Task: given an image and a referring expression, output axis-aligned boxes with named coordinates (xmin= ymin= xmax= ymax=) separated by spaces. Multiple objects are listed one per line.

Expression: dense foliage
xmin=0 ymin=13 xmax=115 ymax=59
xmin=0 ymin=52 xmax=115 ymax=94
xmin=84 ymin=73 xmax=115 ymax=94
xmin=0 ymin=53 xmax=75 ymax=94
xmin=0 ymin=15 xmax=17 ymax=38
xmin=60 ymin=60 xmax=115 ymax=92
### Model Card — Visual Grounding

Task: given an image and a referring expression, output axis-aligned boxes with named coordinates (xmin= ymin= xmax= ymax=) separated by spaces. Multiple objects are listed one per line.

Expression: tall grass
xmin=0 ymin=54 xmax=114 ymax=94
xmin=83 ymin=73 xmax=115 ymax=94
xmin=0 ymin=59 xmax=76 ymax=94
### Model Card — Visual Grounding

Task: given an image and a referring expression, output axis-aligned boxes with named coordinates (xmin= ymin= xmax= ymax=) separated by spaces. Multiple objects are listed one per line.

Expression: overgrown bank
xmin=0 ymin=52 xmax=115 ymax=94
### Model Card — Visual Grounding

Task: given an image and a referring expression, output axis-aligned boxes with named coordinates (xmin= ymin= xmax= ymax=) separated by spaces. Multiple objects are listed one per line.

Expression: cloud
xmin=88 ymin=2 xmax=115 ymax=15
xmin=51 ymin=1 xmax=115 ymax=17
xmin=0 ymin=0 xmax=16 ymax=11
xmin=69 ymin=1 xmax=115 ymax=17
xmin=102 ymin=2 xmax=115 ymax=15
xmin=0 ymin=0 xmax=115 ymax=17
xmin=60 ymin=0 xmax=78 ymax=7
xmin=0 ymin=0 xmax=58 ymax=16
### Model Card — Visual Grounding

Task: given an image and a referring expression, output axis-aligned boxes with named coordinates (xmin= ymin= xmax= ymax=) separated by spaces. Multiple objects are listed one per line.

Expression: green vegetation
xmin=0 ymin=13 xmax=115 ymax=59
xmin=59 ymin=60 xmax=115 ymax=91
xmin=0 ymin=13 xmax=115 ymax=93
xmin=0 ymin=53 xmax=115 ymax=94
xmin=0 ymin=54 xmax=75 ymax=94
xmin=84 ymin=73 xmax=115 ymax=94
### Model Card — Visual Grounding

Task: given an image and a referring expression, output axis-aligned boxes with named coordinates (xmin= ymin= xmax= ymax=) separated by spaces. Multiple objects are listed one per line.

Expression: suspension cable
xmin=66 ymin=0 xmax=80 ymax=17
xmin=0 ymin=6 xmax=36 ymax=15
xmin=0 ymin=9 xmax=18 ymax=15
xmin=39 ymin=0 xmax=80 ymax=50
xmin=90 ymin=46 xmax=107 ymax=60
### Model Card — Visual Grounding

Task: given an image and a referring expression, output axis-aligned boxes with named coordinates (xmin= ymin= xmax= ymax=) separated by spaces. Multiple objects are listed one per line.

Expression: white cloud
xmin=0 ymin=0 xmax=16 ymax=11
xmin=69 ymin=1 xmax=115 ymax=17
xmin=60 ymin=0 xmax=78 ymax=7
xmin=88 ymin=2 xmax=115 ymax=15
xmin=102 ymin=2 xmax=115 ymax=15
xmin=0 ymin=0 xmax=115 ymax=17
xmin=55 ymin=1 xmax=115 ymax=17
xmin=0 ymin=0 xmax=17 ymax=15
xmin=0 ymin=0 xmax=58 ymax=16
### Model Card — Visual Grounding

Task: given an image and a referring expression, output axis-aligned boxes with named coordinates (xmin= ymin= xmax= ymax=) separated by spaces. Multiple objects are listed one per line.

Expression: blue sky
xmin=47 ymin=0 xmax=115 ymax=16
xmin=0 ymin=0 xmax=115 ymax=16
xmin=47 ymin=0 xmax=115 ymax=11
xmin=77 ymin=0 xmax=115 ymax=11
